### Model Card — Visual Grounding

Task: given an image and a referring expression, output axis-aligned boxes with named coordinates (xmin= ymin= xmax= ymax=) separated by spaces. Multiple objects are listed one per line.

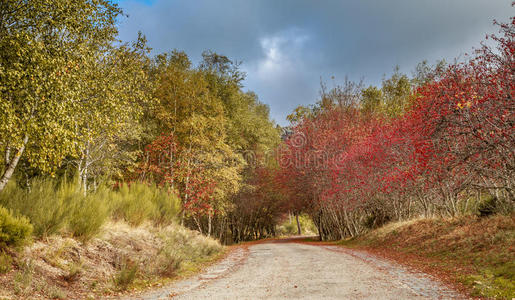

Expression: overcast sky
xmin=116 ymin=0 xmax=513 ymax=125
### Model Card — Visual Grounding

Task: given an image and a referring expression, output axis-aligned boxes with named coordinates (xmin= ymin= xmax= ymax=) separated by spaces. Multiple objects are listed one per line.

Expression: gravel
xmin=125 ymin=239 xmax=464 ymax=300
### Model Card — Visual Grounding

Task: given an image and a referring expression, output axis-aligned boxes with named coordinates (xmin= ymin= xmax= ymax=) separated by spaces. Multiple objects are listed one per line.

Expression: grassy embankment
xmin=0 ymin=179 xmax=224 ymax=299
xmin=338 ymin=215 xmax=514 ymax=299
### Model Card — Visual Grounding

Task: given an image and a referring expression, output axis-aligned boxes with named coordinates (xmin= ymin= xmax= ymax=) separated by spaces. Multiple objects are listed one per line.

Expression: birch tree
xmin=0 ymin=0 xmax=121 ymax=192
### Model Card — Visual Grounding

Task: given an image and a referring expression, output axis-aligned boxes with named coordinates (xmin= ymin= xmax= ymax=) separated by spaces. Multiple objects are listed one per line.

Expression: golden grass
xmin=0 ymin=220 xmax=223 ymax=299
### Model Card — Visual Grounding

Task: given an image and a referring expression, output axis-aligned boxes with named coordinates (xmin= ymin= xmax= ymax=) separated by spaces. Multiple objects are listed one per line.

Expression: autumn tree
xmin=70 ymin=33 xmax=154 ymax=193
xmin=0 ymin=0 xmax=122 ymax=191
xmin=139 ymin=50 xmax=281 ymax=239
xmin=279 ymin=14 xmax=514 ymax=239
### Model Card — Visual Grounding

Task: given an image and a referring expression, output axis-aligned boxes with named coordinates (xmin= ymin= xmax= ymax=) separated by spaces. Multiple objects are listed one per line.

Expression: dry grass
xmin=341 ymin=214 xmax=515 ymax=299
xmin=0 ymin=221 xmax=223 ymax=299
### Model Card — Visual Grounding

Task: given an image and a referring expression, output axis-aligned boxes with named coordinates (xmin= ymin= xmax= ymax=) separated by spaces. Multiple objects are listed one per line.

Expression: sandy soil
xmin=126 ymin=238 xmax=464 ymax=300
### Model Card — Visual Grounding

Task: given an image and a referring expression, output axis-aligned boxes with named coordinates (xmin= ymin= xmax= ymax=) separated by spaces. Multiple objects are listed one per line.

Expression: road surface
xmin=127 ymin=238 xmax=463 ymax=300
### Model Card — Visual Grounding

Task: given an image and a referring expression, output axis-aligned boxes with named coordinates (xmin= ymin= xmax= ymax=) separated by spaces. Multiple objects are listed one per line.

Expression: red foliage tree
xmin=278 ymin=15 xmax=514 ymax=239
xmin=134 ymin=133 xmax=217 ymax=221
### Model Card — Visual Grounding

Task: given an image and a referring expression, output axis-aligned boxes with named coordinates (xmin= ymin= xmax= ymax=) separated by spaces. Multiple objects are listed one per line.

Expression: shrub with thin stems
xmin=0 ymin=179 xmax=68 ymax=237
xmin=109 ymin=182 xmax=158 ymax=226
xmin=67 ymin=187 xmax=110 ymax=242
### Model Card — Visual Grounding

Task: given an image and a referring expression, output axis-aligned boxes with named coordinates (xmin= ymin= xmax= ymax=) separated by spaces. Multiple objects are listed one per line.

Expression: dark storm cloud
xmin=116 ymin=0 xmax=513 ymax=125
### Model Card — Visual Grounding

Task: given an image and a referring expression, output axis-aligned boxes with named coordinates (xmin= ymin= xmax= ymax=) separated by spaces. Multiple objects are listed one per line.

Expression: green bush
xmin=150 ymin=187 xmax=181 ymax=225
xmin=113 ymin=260 xmax=138 ymax=290
xmin=0 ymin=206 xmax=33 ymax=248
xmin=68 ymin=188 xmax=110 ymax=241
xmin=0 ymin=178 xmax=111 ymax=240
xmin=162 ymin=225 xmax=221 ymax=260
xmin=109 ymin=183 xmax=181 ymax=227
xmin=0 ymin=178 xmax=182 ymax=243
xmin=109 ymin=183 xmax=157 ymax=226
xmin=154 ymin=246 xmax=184 ymax=276
xmin=0 ymin=179 xmax=69 ymax=237
xmin=150 ymin=224 xmax=222 ymax=277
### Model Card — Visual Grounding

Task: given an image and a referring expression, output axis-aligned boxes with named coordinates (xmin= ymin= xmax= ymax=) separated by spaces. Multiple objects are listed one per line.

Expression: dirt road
xmin=127 ymin=238 xmax=463 ymax=300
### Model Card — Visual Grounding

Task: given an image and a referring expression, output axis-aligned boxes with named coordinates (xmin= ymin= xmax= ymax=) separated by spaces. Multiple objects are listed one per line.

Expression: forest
xmin=0 ymin=0 xmax=513 ymax=298
xmin=0 ymin=0 xmax=284 ymax=247
xmin=279 ymin=16 xmax=514 ymax=240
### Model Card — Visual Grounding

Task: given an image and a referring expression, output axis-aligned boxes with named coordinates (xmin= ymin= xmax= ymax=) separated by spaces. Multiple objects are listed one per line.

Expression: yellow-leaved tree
xmin=0 ymin=0 xmax=123 ymax=192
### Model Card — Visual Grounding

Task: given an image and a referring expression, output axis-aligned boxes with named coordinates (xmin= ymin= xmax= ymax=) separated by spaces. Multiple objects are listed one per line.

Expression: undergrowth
xmin=0 ymin=177 xmax=223 ymax=298
xmin=0 ymin=178 xmax=181 ymax=242
xmin=0 ymin=206 xmax=32 ymax=248
xmin=341 ymin=214 xmax=515 ymax=299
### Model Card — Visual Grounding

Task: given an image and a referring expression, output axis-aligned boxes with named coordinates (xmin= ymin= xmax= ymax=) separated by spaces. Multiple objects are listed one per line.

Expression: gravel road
xmin=127 ymin=239 xmax=463 ymax=300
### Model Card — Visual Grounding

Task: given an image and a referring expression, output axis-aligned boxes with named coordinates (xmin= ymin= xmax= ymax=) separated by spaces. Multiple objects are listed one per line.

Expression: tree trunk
xmin=207 ymin=214 xmax=212 ymax=237
xmin=4 ymin=146 xmax=10 ymax=168
xmin=316 ymin=211 xmax=323 ymax=241
xmin=82 ymin=162 xmax=88 ymax=196
xmin=295 ymin=213 xmax=302 ymax=235
xmin=193 ymin=215 xmax=203 ymax=234
xmin=218 ymin=217 xmax=225 ymax=241
xmin=0 ymin=135 xmax=28 ymax=192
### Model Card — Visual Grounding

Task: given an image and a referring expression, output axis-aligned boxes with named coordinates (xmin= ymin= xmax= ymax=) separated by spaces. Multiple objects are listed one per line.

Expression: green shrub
xmin=154 ymin=247 xmax=184 ymax=276
xmin=0 ymin=179 xmax=69 ymax=237
xmin=68 ymin=188 xmax=110 ymax=241
xmin=113 ymin=260 xmax=138 ymax=290
xmin=1 ymin=178 xmax=182 ymax=244
xmin=86 ymin=182 xmax=181 ymax=230
xmin=161 ymin=225 xmax=221 ymax=261
xmin=150 ymin=187 xmax=181 ymax=225
xmin=0 ymin=178 xmax=112 ymax=240
xmin=0 ymin=206 xmax=33 ymax=247
xmin=110 ymin=183 xmax=158 ymax=226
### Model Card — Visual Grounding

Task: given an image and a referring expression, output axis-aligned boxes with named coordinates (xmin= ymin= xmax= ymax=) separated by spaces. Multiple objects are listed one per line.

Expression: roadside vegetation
xmin=340 ymin=215 xmax=515 ymax=299
xmin=0 ymin=176 xmax=224 ymax=298
xmin=0 ymin=179 xmax=181 ymax=241
xmin=280 ymin=17 xmax=514 ymax=239
xmin=278 ymin=9 xmax=514 ymax=299
xmin=0 ymin=220 xmax=222 ymax=299
xmin=0 ymin=0 xmax=282 ymax=247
